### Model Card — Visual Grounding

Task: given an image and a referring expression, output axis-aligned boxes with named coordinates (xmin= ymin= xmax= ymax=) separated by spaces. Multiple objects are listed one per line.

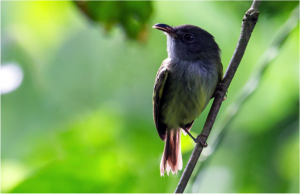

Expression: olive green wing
xmin=211 ymin=61 xmax=224 ymax=99
xmin=153 ymin=64 xmax=169 ymax=141
xmin=219 ymin=62 xmax=224 ymax=83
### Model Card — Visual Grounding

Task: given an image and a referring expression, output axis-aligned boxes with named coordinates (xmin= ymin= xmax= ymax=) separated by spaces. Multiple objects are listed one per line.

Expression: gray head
xmin=153 ymin=23 xmax=220 ymax=61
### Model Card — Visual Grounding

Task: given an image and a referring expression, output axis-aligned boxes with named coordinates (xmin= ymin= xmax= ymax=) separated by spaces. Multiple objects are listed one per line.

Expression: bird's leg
xmin=212 ymin=82 xmax=228 ymax=101
xmin=181 ymin=128 xmax=208 ymax=147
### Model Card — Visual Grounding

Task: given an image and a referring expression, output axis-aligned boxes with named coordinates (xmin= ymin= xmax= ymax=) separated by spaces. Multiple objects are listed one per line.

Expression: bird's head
xmin=153 ymin=23 xmax=220 ymax=61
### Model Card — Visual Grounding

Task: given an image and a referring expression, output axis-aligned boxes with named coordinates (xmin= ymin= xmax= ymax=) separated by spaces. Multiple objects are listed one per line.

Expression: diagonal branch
xmin=206 ymin=4 xmax=299 ymax=157
xmin=175 ymin=1 xmax=261 ymax=193
xmin=189 ymin=6 xmax=299 ymax=192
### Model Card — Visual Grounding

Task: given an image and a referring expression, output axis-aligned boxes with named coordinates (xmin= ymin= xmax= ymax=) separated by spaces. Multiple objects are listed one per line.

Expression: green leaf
xmin=74 ymin=1 xmax=153 ymax=41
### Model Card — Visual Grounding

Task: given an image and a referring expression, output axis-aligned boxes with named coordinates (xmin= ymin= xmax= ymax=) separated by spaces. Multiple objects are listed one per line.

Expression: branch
xmin=175 ymin=1 xmax=261 ymax=193
xmin=206 ymin=4 xmax=299 ymax=153
xmin=189 ymin=5 xmax=299 ymax=192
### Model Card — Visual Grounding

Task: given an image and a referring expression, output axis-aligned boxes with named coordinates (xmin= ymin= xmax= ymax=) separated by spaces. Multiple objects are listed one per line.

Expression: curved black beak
xmin=153 ymin=23 xmax=176 ymax=37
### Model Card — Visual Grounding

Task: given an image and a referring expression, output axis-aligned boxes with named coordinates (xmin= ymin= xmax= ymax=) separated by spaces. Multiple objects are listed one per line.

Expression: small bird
xmin=152 ymin=23 xmax=223 ymax=176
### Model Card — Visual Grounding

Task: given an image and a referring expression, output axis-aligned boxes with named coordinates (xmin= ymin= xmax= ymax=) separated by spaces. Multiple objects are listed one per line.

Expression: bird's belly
xmin=161 ymin=75 xmax=211 ymax=129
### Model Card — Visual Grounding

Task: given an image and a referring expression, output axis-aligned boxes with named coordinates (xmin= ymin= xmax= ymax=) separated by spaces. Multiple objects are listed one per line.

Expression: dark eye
xmin=183 ymin=34 xmax=195 ymax=43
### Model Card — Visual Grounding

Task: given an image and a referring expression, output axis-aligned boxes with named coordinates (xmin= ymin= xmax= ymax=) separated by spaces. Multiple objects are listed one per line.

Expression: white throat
xmin=166 ymin=35 xmax=176 ymax=59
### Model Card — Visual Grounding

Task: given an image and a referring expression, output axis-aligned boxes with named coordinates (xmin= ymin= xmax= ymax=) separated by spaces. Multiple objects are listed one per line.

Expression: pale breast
xmin=161 ymin=59 xmax=219 ymax=129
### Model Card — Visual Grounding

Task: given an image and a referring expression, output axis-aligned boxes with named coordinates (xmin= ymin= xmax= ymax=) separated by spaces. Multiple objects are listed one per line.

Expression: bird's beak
xmin=153 ymin=23 xmax=177 ymax=37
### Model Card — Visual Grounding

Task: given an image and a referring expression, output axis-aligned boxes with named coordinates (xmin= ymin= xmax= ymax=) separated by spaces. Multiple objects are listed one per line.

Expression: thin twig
xmin=189 ymin=6 xmax=299 ymax=192
xmin=175 ymin=1 xmax=261 ymax=193
xmin=205 ymin=4 xmax=299 ymax=153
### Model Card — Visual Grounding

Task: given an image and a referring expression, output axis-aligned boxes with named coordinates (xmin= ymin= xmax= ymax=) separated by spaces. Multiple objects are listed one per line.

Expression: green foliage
xmin=74 ymin=1 xmax=153 ymax=41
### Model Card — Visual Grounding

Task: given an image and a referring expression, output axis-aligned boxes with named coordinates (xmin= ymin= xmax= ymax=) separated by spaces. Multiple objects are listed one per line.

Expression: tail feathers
xmin=160 ymin=129 xmax=182 ymax=176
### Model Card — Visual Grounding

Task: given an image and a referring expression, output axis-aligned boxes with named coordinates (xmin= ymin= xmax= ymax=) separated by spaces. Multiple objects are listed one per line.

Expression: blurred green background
xmin=1 ymin=1 xmax=299 ymax=193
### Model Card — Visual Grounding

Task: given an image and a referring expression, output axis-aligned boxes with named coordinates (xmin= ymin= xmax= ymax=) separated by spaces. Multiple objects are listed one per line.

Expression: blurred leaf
xmin=276 ymin=122 xmax=299 ymax=182
xmin=8 ymin=109 xmax=179 ymax=193
xmin=74 ymin=1 xmax=153 ymax=41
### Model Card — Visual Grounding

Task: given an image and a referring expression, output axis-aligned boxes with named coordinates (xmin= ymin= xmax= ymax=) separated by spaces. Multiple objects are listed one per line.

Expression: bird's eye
xmin=183 ymin=34 xmax=195 ymax=43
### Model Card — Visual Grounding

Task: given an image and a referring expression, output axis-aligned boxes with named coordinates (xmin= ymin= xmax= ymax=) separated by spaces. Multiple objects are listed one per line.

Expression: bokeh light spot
xmin=1 ymin=160 xmax=30 ymax=192
xmin=0 ymin=62 xmax=23 ymax=94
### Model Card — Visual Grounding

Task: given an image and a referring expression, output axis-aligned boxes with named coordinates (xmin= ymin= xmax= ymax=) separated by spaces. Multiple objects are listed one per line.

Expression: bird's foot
xmin=182 ymin=127 xmax=208 ymax=147
xmin=213 ymin=83 xmax=228 ymax=101
xmin=195 ymin=134 xmax=208 ymax=147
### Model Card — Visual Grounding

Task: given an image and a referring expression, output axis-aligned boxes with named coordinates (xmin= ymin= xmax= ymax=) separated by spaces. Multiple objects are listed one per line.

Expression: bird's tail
xmin=160 ymin=129 xmax=182 ymax=176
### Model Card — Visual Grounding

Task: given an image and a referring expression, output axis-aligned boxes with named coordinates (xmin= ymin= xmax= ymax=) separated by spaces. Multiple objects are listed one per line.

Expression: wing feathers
xmin=153 ymin=62 xmax=169 ymax=141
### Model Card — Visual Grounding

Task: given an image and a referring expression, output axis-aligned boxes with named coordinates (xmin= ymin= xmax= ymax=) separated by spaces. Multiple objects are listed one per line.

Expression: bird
xmin=152 ymin=23 xmax=223 ymax=176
